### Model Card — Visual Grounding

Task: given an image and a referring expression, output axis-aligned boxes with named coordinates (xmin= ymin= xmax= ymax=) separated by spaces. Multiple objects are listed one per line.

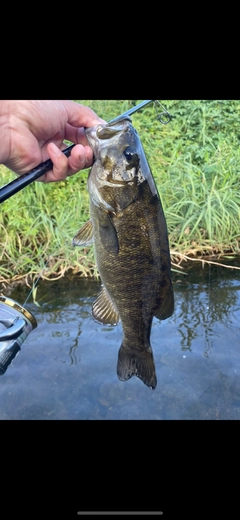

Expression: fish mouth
xmin=85 ymin=117 xmax=131 ymax=141
xmin=106 ymin=116 xmax=132 ymax=127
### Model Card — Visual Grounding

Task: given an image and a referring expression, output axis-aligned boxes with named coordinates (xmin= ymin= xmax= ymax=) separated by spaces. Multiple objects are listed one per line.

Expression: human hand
xmin=0 ymin=100 xmax=105 ymax=182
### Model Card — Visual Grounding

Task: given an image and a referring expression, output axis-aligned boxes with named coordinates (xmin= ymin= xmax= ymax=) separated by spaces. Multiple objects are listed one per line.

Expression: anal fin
xmin=92 ymin=285 xmax=119 ymax=325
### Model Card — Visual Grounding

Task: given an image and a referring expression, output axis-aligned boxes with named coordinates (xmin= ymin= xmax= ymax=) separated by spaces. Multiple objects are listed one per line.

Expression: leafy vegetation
xmin=0 ymin=100 xmax=240 ymax=283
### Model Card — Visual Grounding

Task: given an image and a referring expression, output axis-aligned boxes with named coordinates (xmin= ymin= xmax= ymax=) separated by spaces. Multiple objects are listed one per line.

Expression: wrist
xmin=0 ymin=100 xmax=11 ymax=165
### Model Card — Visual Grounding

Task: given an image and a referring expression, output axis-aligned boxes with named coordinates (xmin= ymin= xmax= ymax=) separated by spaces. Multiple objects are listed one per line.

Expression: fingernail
xmin=48 ymin=143 xmax=62 ymax=157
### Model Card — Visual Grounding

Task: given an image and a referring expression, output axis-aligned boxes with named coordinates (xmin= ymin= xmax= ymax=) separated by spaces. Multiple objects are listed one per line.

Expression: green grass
xmin=0 ymin=168 xmax=98 ymax=283
xmin=0 ymin=100 xmax=240 ymax=283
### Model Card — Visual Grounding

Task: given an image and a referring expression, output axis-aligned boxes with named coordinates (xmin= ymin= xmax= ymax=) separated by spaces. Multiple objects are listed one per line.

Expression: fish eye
xmin=124 ymin=148 xmax=138 ymax=163
xmin=124 ymin=151 xmax=134 ymax=161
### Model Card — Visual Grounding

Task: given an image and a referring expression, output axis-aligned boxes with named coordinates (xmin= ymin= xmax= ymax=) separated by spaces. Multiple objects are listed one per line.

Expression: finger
xmin=64 ymin=121 xmax=105 ymax=148
xmin=41 ymin=142 xmax=92 ymax=182
xmin=64 ymin=124 xmax=88 ymax=147
xmin=41 ymin=142 xmax=69 ymax=182
xmin=66 ymin=144 xmax=93 ymax=175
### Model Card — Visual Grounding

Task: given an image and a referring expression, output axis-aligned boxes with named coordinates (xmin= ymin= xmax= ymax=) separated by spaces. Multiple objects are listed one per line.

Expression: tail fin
xmin=117 ymin=344 xmax=157 ymax=390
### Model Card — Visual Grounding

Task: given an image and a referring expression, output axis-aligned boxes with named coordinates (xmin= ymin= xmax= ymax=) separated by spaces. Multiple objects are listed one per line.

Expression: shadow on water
xmin=0 ymin=260 xmax=240 ymax=419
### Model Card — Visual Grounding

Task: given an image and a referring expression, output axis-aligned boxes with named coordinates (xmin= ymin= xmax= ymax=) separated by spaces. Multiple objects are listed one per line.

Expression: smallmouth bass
xmin=73 ymin=117 xmax=174 ymax=389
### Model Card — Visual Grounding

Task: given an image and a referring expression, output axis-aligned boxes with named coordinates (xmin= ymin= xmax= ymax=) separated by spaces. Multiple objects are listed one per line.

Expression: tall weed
xmin=0 ymin=100 xmax=240 ymax=282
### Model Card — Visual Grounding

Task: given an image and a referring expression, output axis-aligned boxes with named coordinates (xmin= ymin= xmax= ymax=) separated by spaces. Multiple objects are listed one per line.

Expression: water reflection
xmin=0 ymin=262 xmax=240 ymax=419
xmin=174 ymin=277 xmax=239 ymax=356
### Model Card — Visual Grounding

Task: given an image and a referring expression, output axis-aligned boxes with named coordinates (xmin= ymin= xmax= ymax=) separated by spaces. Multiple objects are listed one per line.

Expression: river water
xmin=0 ymin=260 xmax=240 ymax=420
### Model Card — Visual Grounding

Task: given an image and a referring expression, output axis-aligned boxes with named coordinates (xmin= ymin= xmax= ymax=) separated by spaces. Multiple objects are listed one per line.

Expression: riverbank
xmin=0 ymin=100 xmax=239 ymax=284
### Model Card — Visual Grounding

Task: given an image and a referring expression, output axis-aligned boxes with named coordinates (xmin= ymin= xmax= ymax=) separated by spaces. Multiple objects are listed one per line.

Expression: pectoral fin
xmin=92 ymin=285 xmax=119 ymax=325
xmin=97 ymin=209 xmax=119 ymax=254
xmin=72 ymin=219 xmax=94 ymax=247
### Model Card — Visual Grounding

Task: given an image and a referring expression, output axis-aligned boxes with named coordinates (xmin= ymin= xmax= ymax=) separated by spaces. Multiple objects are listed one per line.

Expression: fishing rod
xmin=0 ymin=100 xmax=172 ymax=204
xmin=0 ymin=99 xmax=172 ymax=375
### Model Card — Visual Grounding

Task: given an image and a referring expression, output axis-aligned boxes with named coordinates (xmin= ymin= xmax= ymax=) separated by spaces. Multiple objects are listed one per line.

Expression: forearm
xmin=0 ymin=100 xmax=10 ymax=165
